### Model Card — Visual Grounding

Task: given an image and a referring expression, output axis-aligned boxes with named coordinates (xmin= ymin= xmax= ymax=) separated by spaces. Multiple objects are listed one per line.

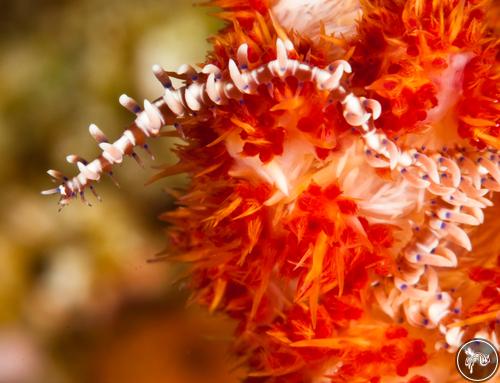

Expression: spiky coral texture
xmin=151 ymin=1 xmax=500 ymax=382
xmin=349 ymin=0 xmax=499 ymax=149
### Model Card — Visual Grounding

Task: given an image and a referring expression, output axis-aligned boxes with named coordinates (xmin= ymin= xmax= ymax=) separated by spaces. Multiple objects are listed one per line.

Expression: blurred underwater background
xmin=0 ymin=1 xmax=241 ymax=382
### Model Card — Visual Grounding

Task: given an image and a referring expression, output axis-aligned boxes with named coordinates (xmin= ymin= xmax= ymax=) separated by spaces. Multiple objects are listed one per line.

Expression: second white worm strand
xmin=342 ymin=84 xmax=499 ymax=351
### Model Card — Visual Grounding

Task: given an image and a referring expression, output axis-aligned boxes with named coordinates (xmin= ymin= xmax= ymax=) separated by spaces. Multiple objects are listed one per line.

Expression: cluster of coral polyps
xmin=44 ymin=0 xmax=499 ymax=382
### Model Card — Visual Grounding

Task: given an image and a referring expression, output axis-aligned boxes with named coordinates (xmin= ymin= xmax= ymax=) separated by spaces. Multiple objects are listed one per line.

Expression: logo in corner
xmin=456 ymin=338 xmax=499 ymax=382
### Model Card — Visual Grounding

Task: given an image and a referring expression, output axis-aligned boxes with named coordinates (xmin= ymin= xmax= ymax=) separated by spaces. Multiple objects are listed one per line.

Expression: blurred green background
xmin=0 ymin=1 xmax=240 ymax=382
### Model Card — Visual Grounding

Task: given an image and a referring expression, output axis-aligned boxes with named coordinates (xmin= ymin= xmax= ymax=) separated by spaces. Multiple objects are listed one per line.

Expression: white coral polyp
xmin=271 ymin=0 xmax=362 ymax=40
xmin=225 ymin=131 xmax=316 ymax=201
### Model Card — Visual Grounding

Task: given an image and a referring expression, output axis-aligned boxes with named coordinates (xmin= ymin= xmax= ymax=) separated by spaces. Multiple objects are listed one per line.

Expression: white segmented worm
xmin=42 ymin=38 xmax=354 ymax=206
xmin=42 ymin=37 xmax=499 ymax=351
xmin=342 ymin=79 xmax=499 ymax=351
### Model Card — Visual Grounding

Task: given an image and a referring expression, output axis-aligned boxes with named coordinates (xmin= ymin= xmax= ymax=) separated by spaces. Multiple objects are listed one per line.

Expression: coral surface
xmin=44 ymin=1 xmax=499 ymax=382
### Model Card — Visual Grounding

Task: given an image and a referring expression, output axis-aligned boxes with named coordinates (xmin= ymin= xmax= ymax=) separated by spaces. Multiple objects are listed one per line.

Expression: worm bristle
xmin=119 ymin=94 xmax=141 ymax=114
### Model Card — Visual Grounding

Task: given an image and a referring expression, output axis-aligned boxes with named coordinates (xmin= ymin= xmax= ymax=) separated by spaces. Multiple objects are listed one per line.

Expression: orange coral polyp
xmin=350 ymin=0 xmax=499 ymax=148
